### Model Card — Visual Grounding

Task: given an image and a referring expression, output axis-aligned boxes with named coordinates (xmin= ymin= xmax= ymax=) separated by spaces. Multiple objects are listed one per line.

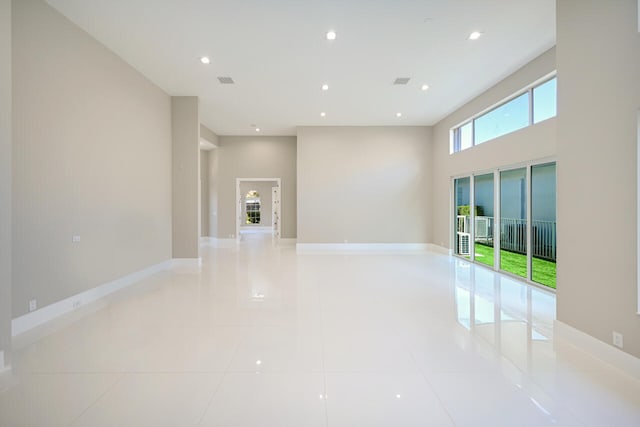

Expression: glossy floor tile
xmin=1 ymin=231 xmax=639 ymax=426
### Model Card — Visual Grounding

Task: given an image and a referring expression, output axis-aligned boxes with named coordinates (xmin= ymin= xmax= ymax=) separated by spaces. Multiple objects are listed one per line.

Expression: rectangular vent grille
xmin=217 ymin=76 xmax=235 ymax=84
xmin=393 ymin=77 xmax=411 ymax=85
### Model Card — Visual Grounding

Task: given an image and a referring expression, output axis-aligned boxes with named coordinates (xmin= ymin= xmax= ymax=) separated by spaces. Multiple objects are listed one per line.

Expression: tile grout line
xmin=406 ymin=337 xmax=459 ymax=427
xmin=195 ymin=326 xmax=248 ymax=426
xmin=65 ymin=372 xmax=126 ymax=427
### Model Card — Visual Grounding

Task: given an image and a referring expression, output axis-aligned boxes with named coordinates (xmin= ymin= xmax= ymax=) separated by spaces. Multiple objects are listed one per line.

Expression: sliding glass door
xmin=454 ymin=177 xmax=471 ymax=258
xmin=531 ymin=163 xmax=557 ymax=288
xmin=453 ymin=161 xmax=557 ymax=290
xmin=500 ymin=168 xmax=528 ymax=279
xmin=474 ymin=173 xmax=494 ymax=267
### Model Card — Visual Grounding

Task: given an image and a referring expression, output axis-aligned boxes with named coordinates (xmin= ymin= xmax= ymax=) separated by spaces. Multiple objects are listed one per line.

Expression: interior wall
xmin=239 ymin=181 xmax=277 ymax=228
xmin=200 ymin=150 xmax=210 ymax=237
xmin=556 ymin=0 xmax=640 ymax=358
xmin=431 ymin=48 xmax=557 ymax=248
xmin=297 ymin=126 xmax=432 ymax=244
xmin=12 ymin=0 xmax=172 ymax=318
xmin=216 ymin=136 xmax=296 ymax=239
xmin=171 ymin=96 xmax=200 ymax=258
xmin=0 ymin=0 xmax=12 ymax=368
xmin=208 ymin=148 xmax=219 ymax=238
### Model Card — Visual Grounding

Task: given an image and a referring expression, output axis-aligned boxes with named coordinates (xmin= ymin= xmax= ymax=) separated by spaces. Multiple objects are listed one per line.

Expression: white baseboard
xmin=296 ymin=243 xmax=430 ymax=253
xmin=426 ymin=244 xmax=451 ymax=255
xmin=171 ymin=258 xmax=202 ymax=268
xmin=240 ymin=226 xmax=273 ymax=232
xmin=554 ymin=320 xmax=640 ymax=380
xmin=11 ymin=259 xmax=175 ymax=337
xmin=278 ymin=238 xmax=297 ymax=245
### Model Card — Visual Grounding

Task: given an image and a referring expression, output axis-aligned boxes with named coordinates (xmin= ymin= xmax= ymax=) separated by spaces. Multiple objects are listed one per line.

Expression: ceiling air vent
xmin=217 ymin=76 xmax=235 ymax=84
xmin=393 ymin=77 xmax=411 ymax=85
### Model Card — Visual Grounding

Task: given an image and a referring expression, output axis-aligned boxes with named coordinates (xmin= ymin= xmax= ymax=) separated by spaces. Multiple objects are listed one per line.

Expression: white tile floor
xmin=1 ymin=231 xmax=640 ymax=426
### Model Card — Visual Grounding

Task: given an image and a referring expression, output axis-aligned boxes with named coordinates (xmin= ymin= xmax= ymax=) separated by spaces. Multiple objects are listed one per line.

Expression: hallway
xmin=1 ymin=234 xmax=639 ymax=426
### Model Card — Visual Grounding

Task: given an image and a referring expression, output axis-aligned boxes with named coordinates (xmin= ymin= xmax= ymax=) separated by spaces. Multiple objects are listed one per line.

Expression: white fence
xmin=457 ymin=216 xmax=556 ymax=262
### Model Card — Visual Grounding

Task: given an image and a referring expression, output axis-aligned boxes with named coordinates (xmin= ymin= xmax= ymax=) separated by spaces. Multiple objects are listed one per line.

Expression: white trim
xmin=296 ymin=243 xmax=430 ymax=253
xmin=554 ymin=320 xmax=640 ymax=380
xmin=0 ymin=351 xmax=5 ymax=372
xmin=240 ymin=226 xmax=273 ymax=232
xmin=11 ymin=260 xmax=173 ymax=337
xmin=426 ymin=244 xmax=450 ymax=255
xmin=236 ymin=177 xmax=281 ymax=242
xmin=170 ymin=258 xmax=202 ymax=268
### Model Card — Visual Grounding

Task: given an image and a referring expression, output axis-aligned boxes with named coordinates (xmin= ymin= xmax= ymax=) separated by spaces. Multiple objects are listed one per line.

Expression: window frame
xmin=450 ymin=73 xmax=557 ymax=154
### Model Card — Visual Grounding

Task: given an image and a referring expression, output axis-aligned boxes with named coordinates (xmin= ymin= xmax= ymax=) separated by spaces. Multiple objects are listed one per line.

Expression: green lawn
xmin=473 ymin=243 xmax=556 ymax=289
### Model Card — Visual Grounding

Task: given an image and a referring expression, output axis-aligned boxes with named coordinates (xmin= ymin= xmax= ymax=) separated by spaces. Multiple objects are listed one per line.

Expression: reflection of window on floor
xmin=245 ymin=190 xmax=261 ymax=224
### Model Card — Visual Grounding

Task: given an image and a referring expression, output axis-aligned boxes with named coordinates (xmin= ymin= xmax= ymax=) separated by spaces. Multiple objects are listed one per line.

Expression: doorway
xmin=235 ymin=178 xmax=281 ymax=242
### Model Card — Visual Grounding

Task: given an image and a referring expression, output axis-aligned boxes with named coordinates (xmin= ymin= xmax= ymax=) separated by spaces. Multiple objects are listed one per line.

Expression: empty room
xmin=1 ymin=0 xmax=640 ymax=426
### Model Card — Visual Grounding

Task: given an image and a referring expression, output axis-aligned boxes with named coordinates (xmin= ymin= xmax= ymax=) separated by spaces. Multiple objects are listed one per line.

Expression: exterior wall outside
xmin=216 ymin=136 xmax=296 ymax=239
xmin=297 ymin=126 xmax=432 ymax=244
xmin=556 ymin=0 xmax=640 ymax=358
xmin=12 ymin=0 xmax=172 ymax=317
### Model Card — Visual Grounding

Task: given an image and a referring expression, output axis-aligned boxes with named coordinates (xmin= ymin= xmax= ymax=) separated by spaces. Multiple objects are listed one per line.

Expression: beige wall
xmin=208 ymin=148 xmax=219 ymax=237
xmin=216 ymin=136 xmax=296 ymax=239
xmin=0 ymin=0 xmax=11 ymax=367
xmin=171 ymin=96 xmax=200 ymax=258
xmin=556 ymin=0 xmax=640 ymax=357
xmin=240 ymin=181 xmax=277 ymax=228
xmin=297 ymin=126 xmax=432 ymax=244
xmin=200 ymin=150 xmax=209 ymax=237
xmin=431 ymin=48 xmax=557 ymax=248
xmin=200 ymin=125 xmax=218 ymax=145
xmin=12 ymin=0 xmax=172 ymax=317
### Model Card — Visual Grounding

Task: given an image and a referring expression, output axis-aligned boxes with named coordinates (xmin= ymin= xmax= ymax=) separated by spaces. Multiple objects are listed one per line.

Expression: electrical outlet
xmin=28 ymin=299 xmax=37 ymax=312
xmin=72 ymin=235 xmax=81 ymax=243
xmin=613 ymin=331 xmax=624 ymax=348
xmin=344 ymin=239 xmax=348 ymax=243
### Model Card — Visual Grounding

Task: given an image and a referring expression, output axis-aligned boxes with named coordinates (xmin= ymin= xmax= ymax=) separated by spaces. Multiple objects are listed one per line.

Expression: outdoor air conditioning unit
xmin=475 ymin=216 xmax=489 ymax=239
xmin=457 ymin=232 xmax=470 ymax=255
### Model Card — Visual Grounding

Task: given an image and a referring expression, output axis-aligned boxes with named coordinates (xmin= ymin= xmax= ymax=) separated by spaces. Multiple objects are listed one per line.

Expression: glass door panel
xmin=531 ymin=163 xmax=557 ymax=288
xmin=474 ymin=173 xmax=494 ymax=267
xmin=454 ymin=177 xmax=471 ymax=258
xmin=500 ymin=168 xmax=527 ymax=278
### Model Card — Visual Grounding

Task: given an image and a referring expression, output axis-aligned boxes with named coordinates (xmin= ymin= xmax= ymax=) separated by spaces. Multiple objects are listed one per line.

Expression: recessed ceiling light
xmin=421 ymin=84 xmax=430 ymax=91
xmin=326 ymin=30 xmax=337 ymax=40
xmin=321 ymin=84 xmax=329 ymax=91
xmin=255 ymin=127 xmax=261 ymax=132
xmin=396 ymin=112 xmax=402 ymax=118
xmin=200 ymin=56 xmax=211 ymax=64
xmin=320 ymin=112 xmax=326 ymax=117
xmin=468 ymin=31 xmax=482 ymax=40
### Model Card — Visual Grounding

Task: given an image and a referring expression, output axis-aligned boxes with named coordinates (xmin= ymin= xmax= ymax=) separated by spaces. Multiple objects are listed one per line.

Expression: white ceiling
xmin=45 ymin=0 xmax=556 ymax=136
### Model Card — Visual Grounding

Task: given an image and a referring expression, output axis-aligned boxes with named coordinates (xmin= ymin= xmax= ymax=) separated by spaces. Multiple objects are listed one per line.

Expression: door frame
xmin=235 ymin=178 xmax=281 ymax=242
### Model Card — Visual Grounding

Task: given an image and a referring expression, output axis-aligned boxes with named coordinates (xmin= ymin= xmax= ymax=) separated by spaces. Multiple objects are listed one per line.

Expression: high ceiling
xmin=45 ymin=0 xmax=556 ymax=136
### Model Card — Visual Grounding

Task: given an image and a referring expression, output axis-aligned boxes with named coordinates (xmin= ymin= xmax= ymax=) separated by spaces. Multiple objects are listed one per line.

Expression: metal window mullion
xmin=470 ymin=175 xmax=475 ymax=261
xmin=529 ymin=87 xmax=534 ymax=125
xmin=494 ymin=170 xmax=501 ymax=271
xmin=526 ymin=166 xmax=533 ymax=282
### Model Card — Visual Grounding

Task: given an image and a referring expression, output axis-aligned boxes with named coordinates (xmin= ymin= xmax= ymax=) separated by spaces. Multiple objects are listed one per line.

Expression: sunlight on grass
xmin=473 ymin=243 xmax=556 ymax=289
